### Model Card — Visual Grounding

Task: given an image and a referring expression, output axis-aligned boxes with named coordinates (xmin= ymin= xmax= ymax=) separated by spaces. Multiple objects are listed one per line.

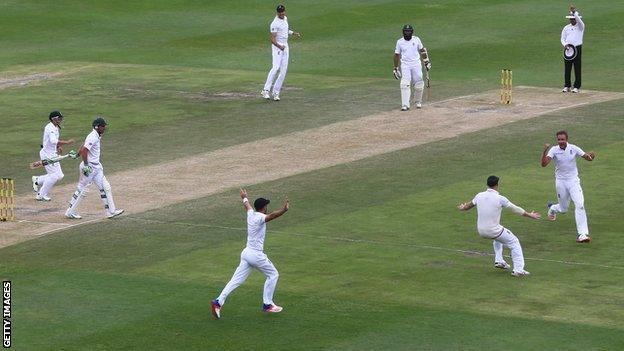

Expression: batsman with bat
xmin=393 ymin=24 xmax=431 ymax=111
xmin=64 ymin=117 xmax=124 ymax=219
xmin=31 ymin=111 xmax=75 ymax=201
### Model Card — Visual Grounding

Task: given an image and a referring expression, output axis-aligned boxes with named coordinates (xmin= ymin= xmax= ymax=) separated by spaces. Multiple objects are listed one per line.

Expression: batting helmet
xmin=276 ymin=4 xmax=285 ymax=12
xmin=402 ymin=24 xmax=414 ymax=33
xmin=92 ymin=117 xmax=108 ymax=128
xmin=49 ymin=110 xmax=63 ymax=121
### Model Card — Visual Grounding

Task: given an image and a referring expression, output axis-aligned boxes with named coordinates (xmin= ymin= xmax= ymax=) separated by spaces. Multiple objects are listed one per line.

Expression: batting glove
xmin=424 ymin=60 xmax=431 ymax=71
xmin=81 ymin=164 xmax=93 ymax=177
xmin=68 ymin=150 xmax=78 ymax=159
xmin=393 ymin=67 xmax=402 ymax=80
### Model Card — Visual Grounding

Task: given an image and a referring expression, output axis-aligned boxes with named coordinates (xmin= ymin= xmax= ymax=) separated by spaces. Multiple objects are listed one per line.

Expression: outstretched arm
xmin=458 ymin=201 xmax=475 ymax=211
xmin=265 ymin=197 xmax=289 ymax=222
xmin=240 ymin=188 xmax=253 ymax=212
xmin=506 ymin=202 xmax=541 ymax=219
xmin=541 ymin=143 xmax=552 ymax=167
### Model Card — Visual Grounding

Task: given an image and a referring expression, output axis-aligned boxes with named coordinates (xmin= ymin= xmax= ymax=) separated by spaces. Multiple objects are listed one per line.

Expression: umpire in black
xmin=560 ymin=5 xmax=585 ymax=93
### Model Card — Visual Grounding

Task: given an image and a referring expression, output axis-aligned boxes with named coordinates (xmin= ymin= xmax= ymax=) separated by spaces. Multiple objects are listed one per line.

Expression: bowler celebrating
xmin=459 ymin=176 xmax=540 ymax=277
xmin=542 ymin=130 xmax=595 ymax=243
xmin=211 ymin=189 xmax=289 ymax=319
xmin=261 ymin=4 xmax=300 ymax=101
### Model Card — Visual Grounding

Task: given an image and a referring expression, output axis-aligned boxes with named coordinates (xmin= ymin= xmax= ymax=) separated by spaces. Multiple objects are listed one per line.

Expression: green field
xmin=1 ymin=1 xmax=624 ymax=350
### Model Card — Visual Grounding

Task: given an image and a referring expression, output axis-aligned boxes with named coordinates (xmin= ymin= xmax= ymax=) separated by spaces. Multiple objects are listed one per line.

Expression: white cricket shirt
xmin=83 ymin=129 xmax=102 ymax=164
xmin=472 ymin=188 xmax=514 ymax=238
xmin=395 ymin=37 xmax=424 ymax=67
xmin=246 ymin=210 xmax=268 ymax=251
xmin=270 ymin=16 xmax=289 ymax=45
xmin=561 ymin=12 xmax=584 ymax=47
xmin=41 ymin=122 xmax=60 ymax=155
xmin=547 ymin=143 xmax=585 ymax=180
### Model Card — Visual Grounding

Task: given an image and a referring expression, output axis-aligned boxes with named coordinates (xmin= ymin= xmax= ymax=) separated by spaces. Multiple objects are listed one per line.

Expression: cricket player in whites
xmin=211 ymin=189 xmax=289 ymax=319
xmin=393 ymin=24 xmax=431 ymax=111
xmin=459 ymin=175 xmax=540 ymax=277
xmin=261 ymin=4 xmax=300 ymax=101
xmin=64 ymin=117 xmax=124 ymax=219
xmin=542 ymin=130 xmax=595 ymax=243
xmin=32 ymin=111 xmax=75 ymax=201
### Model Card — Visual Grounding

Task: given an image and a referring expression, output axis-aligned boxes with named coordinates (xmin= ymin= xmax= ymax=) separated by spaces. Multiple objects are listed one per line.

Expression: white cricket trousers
xmin=36 ymin=149 xmax=64 ymax=197
xmin=263 ymin=44 xmax=289 ymax=95
xmin=400 ymin=63 xmax=424 ymax=108
xmin=549 ymin=177 xmax=588 ymax=235
xmin=67 ymin=162 xmax=118 ymax=215
xmin=217 ymin=247 xmax=279 ymax=306
xmin=491 ymin=228 xmax=525 ymax=272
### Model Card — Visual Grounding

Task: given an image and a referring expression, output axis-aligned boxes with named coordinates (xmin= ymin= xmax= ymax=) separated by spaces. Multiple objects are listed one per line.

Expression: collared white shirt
xmin=395 ymin=36 xmax=424 ymax=67
xmin=83 ymin=129 xmax=102 ymax=164
xmin=472 ymin=188 xmax=515 ymax=238
xmin=561 ymin=12 xmax=585 ymax=47
xmin=547 ymin=143 xmax=585 ymax=180
xmin=41 ymin=122 xmax=60 ymax=155
xmin=270 ymin=16 xmax=290 ymax=45
xmin=246 ymin=210 xmax=268 ymax=251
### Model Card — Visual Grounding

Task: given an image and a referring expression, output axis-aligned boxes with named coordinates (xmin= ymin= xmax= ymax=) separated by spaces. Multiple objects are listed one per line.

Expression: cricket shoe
xmin=401 ymin=105 xmax=409 ymax=111
xmin=273 ymin=94 xmax=280 ymax=101
xmin=562 ymin=87 xmax=570 ymax=93
xmin=262 ymin=303 xmax=283 ymax=313
xmin=511 ymin=270 xmax=531 ymax=277
xmin=494 ymin=261 xmax=511 ymax=270
xmin=31 ymin=176 xmax=39 ymax=193
xmin=416 ymin=103 xmax=422 ymax=109
xmin=35 ymin=195 xmax=51 ymax=202
xmin=64 ymin=210 xmax=82 ymax=219
xmin=211 ymin=300 xmax=221 ymax=319
xmin=546 ymin=202 xmax=556 ymax=221
xmin=571 ymin=88 xmax=580 ymax=93
xmin=576 ymin=234 xmax=591 ymax=243
xmin=107 ymin=209 xmax=125 ymax=219
xmin=261 ymin=90 xmax=271 ymax=100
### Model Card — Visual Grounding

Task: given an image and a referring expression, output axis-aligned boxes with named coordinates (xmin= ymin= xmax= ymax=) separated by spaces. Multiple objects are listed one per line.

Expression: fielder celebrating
xmin=64 ymin=117 xmax=124 ymax=219
xmin=31 ymin=111 xmax=74 ymax=201
xmin=561 ymin=5 xmax=585 ymax=93
xmin=211 ymin=189 xmax=289 ymax=319
xmin=393 ymin=24 xmax=431 ymax=111
xmin=541 ymin=131 xmax=595 ymax=243
xmin=261 ymin=4 xmax=300 ymax=101
xmin=458 ymin=175 xmax=540 ymax=277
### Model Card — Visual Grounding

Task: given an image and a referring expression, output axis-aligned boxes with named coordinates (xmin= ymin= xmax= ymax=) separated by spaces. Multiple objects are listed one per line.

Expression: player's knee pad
xmin=414 ymin=81 xmax=425 ymax=89
xmin=55 ymin=172 xmax=64 ymax=182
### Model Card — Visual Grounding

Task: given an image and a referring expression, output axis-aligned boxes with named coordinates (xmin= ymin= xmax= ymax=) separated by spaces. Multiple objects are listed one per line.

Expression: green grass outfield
xmin=1 ymin=1 xmax=624 ymax=350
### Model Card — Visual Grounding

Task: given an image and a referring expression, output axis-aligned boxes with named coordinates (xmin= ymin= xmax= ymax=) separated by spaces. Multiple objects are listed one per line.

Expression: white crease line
xmin=17 ymin=219 xmax=67 ymax=226
xmin=125 ymin=217 xmax=624 ymax=271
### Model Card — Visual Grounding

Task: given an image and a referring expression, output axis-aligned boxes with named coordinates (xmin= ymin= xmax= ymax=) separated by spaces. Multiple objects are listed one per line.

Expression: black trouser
xmin=564 ymin=45 xmax=582 ymax=89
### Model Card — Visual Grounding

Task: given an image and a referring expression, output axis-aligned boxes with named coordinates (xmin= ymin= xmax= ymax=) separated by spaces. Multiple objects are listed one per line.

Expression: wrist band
xmin=243 ymin=198 xmax=249 ymax=203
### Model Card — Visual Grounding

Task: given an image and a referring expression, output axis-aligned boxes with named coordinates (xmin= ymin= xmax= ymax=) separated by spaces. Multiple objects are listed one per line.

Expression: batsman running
xmin=64 ymin=117 xmax=124 ymax=219
xmin=211 ymin=189 xmax=289 ymax=319
xmin=393 ymin=24 xmax=431 ymax=111
xmin=31 ymin=111 xmax=75 ymax=201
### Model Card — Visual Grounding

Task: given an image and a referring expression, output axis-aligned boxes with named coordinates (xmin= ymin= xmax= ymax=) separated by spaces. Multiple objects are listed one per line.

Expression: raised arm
xmin=571 ymin=6 xmax=584 ymax=30
xmin=265 ymin=197 xmax=289 ymax=222
xmin=240 ymin=188 xmax=253 ymax=212
xmin=541 ymin=143 xmax=552 ymax=167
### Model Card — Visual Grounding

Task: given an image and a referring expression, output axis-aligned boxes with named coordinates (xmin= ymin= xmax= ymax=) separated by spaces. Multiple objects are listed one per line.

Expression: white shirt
xmin=83 ymin=129 xmax=102 ymax=164
xmin=561 ymin=12 xmax=584 ymax=47
xmin=270 ymin=16 xmax=290 ymax=45
xmin=41 ymin=122 xmax=60 ymax=155
xmin=246 ymin=210 xmax=268 ymax=251
xmin=547 ymin=143 xmax=585 ymax=180
xmin=395 ymin=37 xmax=424 ymax=67
xmin=472 ymin=189 xmax=515 ymax=238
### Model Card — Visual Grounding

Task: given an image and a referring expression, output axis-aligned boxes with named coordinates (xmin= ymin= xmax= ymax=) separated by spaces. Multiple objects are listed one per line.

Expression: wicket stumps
xmin=0 ymin=178 xmax=15 ymax=221
xmin=500 ymin=69 xmax=513 ymax=104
